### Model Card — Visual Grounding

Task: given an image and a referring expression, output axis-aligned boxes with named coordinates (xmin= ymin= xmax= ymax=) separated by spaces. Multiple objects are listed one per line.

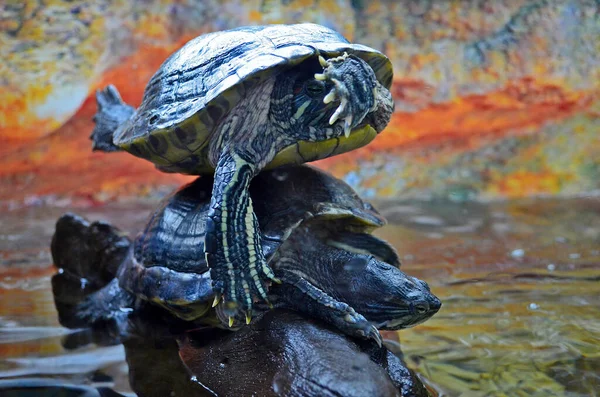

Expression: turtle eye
xmin=305 ymin=80 xmax=325 ymax=96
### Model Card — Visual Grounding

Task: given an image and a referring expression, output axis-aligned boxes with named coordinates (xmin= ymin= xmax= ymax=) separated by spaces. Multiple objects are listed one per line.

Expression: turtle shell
xmin=118 ymin=165 xmax=386 ymax=320
xmin=112 ymin=23 xmax=393 ymax=173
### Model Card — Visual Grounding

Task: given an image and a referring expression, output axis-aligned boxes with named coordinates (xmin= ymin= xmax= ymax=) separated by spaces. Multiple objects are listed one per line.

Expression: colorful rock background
xmin=1 ymin=0 xmax=599 ymax=205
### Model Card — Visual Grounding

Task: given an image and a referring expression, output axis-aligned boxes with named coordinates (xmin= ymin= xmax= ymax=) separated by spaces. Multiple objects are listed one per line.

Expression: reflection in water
xmin=0 ymin=197 xmax=599 ymax=396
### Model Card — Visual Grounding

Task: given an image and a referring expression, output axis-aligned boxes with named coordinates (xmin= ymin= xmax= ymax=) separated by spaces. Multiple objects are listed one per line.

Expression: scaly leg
xmin=277 ymin=271 xmax=382 ymax=346
xmin=205 ymin=151 xmax=279 ymax=323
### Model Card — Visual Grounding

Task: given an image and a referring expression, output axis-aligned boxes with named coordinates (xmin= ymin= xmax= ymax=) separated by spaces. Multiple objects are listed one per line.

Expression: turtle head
xmin=271 ymin=54 xmax=393 ymax=143
xmin=334 ymin=256 xmax=441 ymax=330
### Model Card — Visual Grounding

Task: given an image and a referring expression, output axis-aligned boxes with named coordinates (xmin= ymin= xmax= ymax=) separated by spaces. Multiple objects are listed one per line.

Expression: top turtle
xmin=90 ymin=23 xmax=394 ymax=318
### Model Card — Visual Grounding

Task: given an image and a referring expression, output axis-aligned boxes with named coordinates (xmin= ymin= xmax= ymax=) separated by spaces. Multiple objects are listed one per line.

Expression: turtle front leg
xmin=277 ymin=271 xmax=382 ymax=346
xmin=205 ymin=151 xmax=279 ymax=324
xmin=315 ymin=53 xmax=378 ymax=137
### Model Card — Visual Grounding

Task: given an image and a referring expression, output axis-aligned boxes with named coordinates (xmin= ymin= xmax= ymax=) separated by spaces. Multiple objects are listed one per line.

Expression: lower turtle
xmin=52 ymin=165 xmax=441 ymax=344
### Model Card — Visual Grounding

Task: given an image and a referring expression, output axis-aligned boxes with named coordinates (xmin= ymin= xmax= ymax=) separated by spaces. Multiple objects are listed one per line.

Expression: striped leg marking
xmin=205 ymin=151 xmax=277 ymax=324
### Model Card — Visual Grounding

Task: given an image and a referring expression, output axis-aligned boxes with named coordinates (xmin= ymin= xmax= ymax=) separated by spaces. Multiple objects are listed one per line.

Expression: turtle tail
xmin=90 ymin=85 xmax=135 ymax=152
xmin=51 ymin=213 xmax=134 ymax=329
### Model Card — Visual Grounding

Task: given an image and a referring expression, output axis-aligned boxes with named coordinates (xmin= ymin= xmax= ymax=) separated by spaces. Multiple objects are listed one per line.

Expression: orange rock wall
xmin=1 ymin=1 xmax=598 ymax=204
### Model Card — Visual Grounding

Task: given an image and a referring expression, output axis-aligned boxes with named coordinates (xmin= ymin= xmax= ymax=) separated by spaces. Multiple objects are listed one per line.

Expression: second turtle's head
xmin=333 ymin=256 xmax=441 ymax=330
xmin=271 ymin=54 xmax=393 ymax=143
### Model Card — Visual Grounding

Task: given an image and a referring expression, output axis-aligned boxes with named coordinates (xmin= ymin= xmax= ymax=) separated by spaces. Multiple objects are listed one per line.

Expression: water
xmin=0 ymin=197 xmax=599 ymax=396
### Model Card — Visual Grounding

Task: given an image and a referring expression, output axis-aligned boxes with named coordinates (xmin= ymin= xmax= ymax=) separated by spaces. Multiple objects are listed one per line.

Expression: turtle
xmin=90 ymin=23 xmax=395 ymax=318
xmin=51 ymin=165 xmax=440 ymax=344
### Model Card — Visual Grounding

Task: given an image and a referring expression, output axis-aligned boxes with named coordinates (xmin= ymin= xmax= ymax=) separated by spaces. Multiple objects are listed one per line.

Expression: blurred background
xmin=1 ymin=1 xmax=599 ymax=396
xmin=1 ymin=0 xmax=598 ymax=205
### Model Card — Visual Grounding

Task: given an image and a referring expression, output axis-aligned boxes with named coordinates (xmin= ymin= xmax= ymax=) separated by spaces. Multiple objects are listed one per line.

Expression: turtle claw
xmin=228 ymin=316 xmax=234 ymax=328
xmin=318 ymin=55 xmax=328 ymax=67
xmin=245 ymin=311 xmax=252 ymax=325
xmin=368 ymin=325 xmax=383 ymax=348
xmin=323 ymin=89 xmax=336 ymax=104
xmin=355 ymin=323 xmax=382 ymax=347
xmin=340 ymin=307 xmax=382 ymax=345
xmin=212 ymin=294 xmax=221 ymax=308
xmin=328 ymin=97 xmax=347 ymax=126
xmin=343 ymin=115 xmax=353 ymax=138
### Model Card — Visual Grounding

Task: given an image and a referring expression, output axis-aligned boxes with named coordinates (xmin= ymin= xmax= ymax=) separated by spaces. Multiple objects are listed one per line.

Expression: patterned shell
xmin=133 ymin=166 xmax=386 ymax=277
xmin=112 ymin=23 xmax=393 ymax=171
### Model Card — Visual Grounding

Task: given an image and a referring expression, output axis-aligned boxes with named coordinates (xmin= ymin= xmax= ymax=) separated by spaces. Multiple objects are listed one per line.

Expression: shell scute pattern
xmin=135 ymin=186 xmax=211 ymax=275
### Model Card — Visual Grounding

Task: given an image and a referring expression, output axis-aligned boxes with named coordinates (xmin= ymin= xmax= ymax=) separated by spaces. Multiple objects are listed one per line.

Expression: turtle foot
xmin=205 ymin=216 xmax=279 ymax=326
xmin=206 ymin=252 xmax=278 ymax=327
xmin=315 ymin=53 xmax=377 ymax=138
xmin=280 ymin=274 xmax=382 ymax=345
